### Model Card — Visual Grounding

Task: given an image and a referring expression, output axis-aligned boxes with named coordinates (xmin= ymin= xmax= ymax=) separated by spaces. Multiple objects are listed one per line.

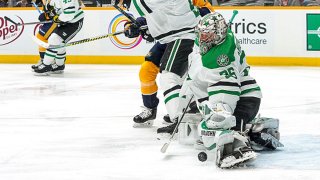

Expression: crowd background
xmin=0 ymin=0 xmax=319 ymax=7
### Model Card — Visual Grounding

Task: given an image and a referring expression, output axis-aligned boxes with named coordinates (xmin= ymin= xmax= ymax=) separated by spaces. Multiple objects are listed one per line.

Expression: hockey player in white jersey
xmin=124 ymin=0 xmax=201 ymax=131
xmin=122 ymin=0 xmax=214 ymax=127
xmin=34 ymin=0 xmax=84 ymax=75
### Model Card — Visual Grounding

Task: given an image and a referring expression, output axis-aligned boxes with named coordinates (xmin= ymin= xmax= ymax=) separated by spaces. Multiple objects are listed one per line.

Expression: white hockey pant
xmin=160 ymin=71 xmax=186 ymax=121
xmin=43 ymin=33 xmax=66 ymax=65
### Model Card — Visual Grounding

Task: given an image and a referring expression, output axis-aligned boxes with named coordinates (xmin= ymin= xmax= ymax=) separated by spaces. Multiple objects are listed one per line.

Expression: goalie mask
xmin=196 ymin=12 xmax=228 ymax=55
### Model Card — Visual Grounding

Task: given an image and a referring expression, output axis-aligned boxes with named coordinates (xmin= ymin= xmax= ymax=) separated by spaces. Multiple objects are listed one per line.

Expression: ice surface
xmin=0 ymin=64 xmax=319 ymax=180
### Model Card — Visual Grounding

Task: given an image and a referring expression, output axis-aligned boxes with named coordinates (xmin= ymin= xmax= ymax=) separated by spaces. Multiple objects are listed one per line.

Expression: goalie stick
xmin=160 ymin=95 xmax=194 ymax=153
xmin=228 ymin=10 xmax=238 ymax=29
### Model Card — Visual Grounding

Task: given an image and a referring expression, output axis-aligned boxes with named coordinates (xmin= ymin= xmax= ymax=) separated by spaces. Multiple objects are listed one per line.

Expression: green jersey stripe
xmin=74 ymin=10 xmax=84 ymax=19
xmin=164 ymin=93 xmax=179 ymax=104
xmin=241 ymin=87 xmax=261 ymax=95
xmin=132 ymin=0 xmax=145 ymax=16
xmin=208 ymin=90 xmax=240 ymax=96
xmin=165 ymin=39 xmax=181 ymax=71
xmin=64 ymin=11 xmax=75 ymax=14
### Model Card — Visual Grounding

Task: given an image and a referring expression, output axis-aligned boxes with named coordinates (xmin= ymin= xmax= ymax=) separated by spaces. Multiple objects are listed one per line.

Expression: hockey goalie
xmin=174 ymin=12 xmax=283 ymax=168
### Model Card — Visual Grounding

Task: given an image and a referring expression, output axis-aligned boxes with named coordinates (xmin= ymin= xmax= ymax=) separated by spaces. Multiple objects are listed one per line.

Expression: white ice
xmin=0 ymin=64 xmax=319 ymax=180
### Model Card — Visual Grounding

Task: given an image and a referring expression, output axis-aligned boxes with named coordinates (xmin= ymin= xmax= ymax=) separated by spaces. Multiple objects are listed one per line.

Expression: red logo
xmin=0 ymin=16 xmax=24 ymax=46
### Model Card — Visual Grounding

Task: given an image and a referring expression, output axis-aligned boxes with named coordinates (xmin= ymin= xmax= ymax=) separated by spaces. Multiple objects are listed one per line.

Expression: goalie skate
xmin=219 ymin=146 xmax=257 ymax=169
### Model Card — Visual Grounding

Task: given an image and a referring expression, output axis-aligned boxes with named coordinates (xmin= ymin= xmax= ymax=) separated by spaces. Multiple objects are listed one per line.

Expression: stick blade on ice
xmin=160 ymin=143 xmax=169 ymax=153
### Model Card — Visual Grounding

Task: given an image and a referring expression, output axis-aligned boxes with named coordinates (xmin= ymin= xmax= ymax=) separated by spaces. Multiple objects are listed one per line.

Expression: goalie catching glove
xmin=124 ymin=17 xmax=154 ymax=42
xmin=201 ymin=102 xmax=236 ymax=130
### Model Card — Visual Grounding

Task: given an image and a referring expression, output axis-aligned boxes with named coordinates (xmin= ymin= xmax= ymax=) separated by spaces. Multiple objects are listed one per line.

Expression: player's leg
xmin=32 ymin=23 xmax=57 ymax=71
xmin=51 ymin=20 xmax=84 ymax=73
xmin=157 ymin=39 xmax=194 ymax=134
xmin=233 ymin=97 xmax=283 ymax=150
xmin=133 ymin=42 xmax=167 ymax=127
xmin=232 ymin=97 xmax=261 ymax=131
xmin=247 ymin=116 xmax=284 ymax=150
xmin=51 ymin=49 xmax=66 ymax=74
xmin=34 ymin=19 xmax=84 ymax=75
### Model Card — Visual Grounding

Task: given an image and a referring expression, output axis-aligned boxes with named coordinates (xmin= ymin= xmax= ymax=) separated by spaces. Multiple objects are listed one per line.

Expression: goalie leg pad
xmin=178 ymin=113 xmax=202 ymax=145
xmin=247 ymin=116 xmax=283 ymax=150
xmin=198 ymin=122 xmax=234 ymax=164
xmin=219 ymin=132 xmax=256 ymax=168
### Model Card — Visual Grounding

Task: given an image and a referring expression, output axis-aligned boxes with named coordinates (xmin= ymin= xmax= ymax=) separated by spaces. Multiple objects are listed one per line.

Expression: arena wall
xmin=0 ymin=7 xmax=319 ymax=66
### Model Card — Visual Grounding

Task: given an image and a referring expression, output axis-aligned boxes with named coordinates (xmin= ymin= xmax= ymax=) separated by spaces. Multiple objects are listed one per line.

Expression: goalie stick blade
xmin=160 ymin=142 xmax=170 ymax=153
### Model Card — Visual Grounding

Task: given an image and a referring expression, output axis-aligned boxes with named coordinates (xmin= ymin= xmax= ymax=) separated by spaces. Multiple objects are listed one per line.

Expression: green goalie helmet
xmin=196 ymin=12 xmax=228 ymax=55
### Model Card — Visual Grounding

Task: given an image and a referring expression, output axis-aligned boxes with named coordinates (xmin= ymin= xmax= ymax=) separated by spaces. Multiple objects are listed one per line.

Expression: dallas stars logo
xmin=217 ymin=54 xmax=229 ymax=67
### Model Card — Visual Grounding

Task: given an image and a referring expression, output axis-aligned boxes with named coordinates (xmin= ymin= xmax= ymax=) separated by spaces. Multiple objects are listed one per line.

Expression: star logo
xmin=217 ymin=54 xmax=229 ymax=67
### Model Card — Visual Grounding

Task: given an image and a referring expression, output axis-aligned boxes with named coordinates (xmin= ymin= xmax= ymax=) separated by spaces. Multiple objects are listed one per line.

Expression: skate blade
xmin=50 ymin=70 xmax=64 ymax=74
xmin=34 ymin=72 xmax=50 ymax=76
xmin=162 ymin=121 xmax=173 ymax=125
xmin=220 ymin=151 xmax=257 ymax=169
xmin=133 ymin=120 xmax=154 ymax=128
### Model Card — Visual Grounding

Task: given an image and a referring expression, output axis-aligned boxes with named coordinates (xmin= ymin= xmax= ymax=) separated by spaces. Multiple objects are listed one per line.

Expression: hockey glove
xmin=134 ymin=17 xmax=153 ymax=42
xmin=140 ymin=28 xmax=154 ymax=42
xmin=44 ymin=4 xmax=56 ymax=19
xmin=38 ymin=12 xmax=50 ymax=21
xmin=124 ymin=22 xmax=140 ymax=38
xmin=53 ymin=15 xmax=66 ymax=25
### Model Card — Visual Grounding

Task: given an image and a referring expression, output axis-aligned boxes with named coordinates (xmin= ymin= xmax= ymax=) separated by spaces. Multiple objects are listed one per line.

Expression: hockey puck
xmin=198 ymin=152 xmax=207 ymax=162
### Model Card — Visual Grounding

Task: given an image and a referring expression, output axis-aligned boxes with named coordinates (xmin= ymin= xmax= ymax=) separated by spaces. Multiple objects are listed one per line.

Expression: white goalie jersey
xmin=182 ymin=31 xmax=262 ymax=113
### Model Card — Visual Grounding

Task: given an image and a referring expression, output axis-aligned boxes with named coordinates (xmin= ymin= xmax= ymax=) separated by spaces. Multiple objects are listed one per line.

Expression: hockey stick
xmin=113 ymin=4 xmax=140 ymax=25
xmin=4 ymin=16 xmax=17 ymax=26
xmin=228 ymin=10 xmax=238 ymax=29
xmin=17 ymin=20 xmax=53 ymax=26
xmin=32 ymin=30 xmax=125 ymax=49
xmin=160 ymin=95 xmax=195 ymax=153
xmin=31 ymin=1 xmax=42 ymax=14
